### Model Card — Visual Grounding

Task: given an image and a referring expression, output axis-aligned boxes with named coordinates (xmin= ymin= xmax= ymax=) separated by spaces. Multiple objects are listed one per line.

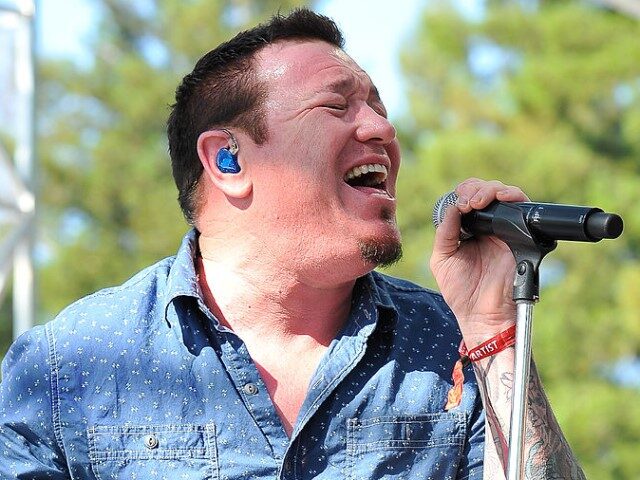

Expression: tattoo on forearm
xmin=500 ymin=372 xmax=513 ymax=404
xmin=474 ymin=356 xmax=509 ymax=471
xmin=522 ymin=364 xmax=586 ymax=479
xmin=474 ymin=353 xmax=586 ymax=479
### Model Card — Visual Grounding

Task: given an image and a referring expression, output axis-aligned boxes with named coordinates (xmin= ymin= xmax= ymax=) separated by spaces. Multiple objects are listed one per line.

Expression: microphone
xmin=433 ymin=191 xmax=623 ymax=243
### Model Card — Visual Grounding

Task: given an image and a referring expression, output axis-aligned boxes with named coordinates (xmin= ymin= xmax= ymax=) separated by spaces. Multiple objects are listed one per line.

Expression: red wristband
xmin=460 ymin=324 xmax=517 ymax=362
xmin=444 ymin=325 xmax=517 ymax=411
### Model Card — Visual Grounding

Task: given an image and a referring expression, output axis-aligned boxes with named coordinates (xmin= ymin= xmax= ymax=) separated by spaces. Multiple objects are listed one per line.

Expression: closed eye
xmin=369 ymin=100 xmax=388 ymax=119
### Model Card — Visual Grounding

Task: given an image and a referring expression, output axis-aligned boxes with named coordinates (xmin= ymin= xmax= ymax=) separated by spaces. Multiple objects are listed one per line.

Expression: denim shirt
xmin=0 ymin=230 xmax=484 ymax=479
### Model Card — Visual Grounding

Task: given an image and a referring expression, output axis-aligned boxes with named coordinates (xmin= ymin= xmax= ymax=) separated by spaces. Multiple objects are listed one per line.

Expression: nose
xmin=354 ymin=104 xmax=397 ymax=145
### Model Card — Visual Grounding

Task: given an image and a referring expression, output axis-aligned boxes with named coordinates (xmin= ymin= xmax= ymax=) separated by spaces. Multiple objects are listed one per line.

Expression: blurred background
xmin=1 ymin=0 xmax=639 ymax=477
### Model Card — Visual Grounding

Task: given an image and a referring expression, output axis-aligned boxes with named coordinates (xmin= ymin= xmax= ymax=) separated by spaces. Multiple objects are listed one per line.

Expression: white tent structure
xmin=596 ymin=0 xmax=640 ymax=18
xmin=0 ymin=0 xmax=35 ymax=340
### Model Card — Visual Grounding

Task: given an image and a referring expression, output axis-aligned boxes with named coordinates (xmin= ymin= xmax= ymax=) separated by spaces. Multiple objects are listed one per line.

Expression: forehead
xmin=254 ymin=40 xmax=374 ymax=95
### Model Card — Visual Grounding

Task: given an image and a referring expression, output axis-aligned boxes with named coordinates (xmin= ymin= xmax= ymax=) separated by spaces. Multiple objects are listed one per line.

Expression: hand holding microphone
xmin=429 ymin=179 xmax=624 ymax=331
xmin=429 ymin=181 xmax=534 ymax=330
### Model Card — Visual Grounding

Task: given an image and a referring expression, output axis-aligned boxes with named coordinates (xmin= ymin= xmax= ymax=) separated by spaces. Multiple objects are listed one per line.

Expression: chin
xmin=356 ymin=208 xmax=402 ymax=268
xmin=358 ymin=234 xmax=403 ymax=269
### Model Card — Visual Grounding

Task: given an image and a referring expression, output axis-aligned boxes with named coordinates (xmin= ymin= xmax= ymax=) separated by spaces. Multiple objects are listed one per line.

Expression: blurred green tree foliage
xmin=1 ymin=0 xmax=307 ymax=356
xmin=31 ymin=0 xmax=307 ymax=321
xmin=384 ymin=1 xmax=640 ymax=478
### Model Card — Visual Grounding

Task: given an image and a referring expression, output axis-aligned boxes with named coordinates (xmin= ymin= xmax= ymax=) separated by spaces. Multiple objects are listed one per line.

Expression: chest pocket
xmin=346 ymin=413 xmax=467 ymax=480
xmin=88 ymin=424 xmax=218 ymax=480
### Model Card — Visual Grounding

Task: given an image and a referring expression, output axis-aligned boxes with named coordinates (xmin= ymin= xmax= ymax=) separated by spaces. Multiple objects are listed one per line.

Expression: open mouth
xmin=344 ymin=163 xmax=388 ymax=191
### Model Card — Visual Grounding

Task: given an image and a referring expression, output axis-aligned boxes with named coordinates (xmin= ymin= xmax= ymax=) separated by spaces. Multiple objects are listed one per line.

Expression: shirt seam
xmin=87 ymin=256 xmax=174 ymax=299
xmin=45 ymin=323 xmax=67 ymax=460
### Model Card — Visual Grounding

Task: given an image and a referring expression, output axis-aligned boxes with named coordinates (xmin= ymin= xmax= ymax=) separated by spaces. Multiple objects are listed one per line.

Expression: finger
xmin=432 ymin=204 xmax=462 ymax=259
xmin=463 ymin=180 xmax=507 ymax=209
xmin=495 ymin=185 xmax=530 ymax=202
xmin=454 ymin=178 xmax=484 ymax=211
xmin=471 ymin=183 xmax=528 ymax=205
xmin=455 ymin=178 xmax=495 ymax=212
xmin=457 ymin=180 xmax=528 ymax=211
xmin=457 ymin=177 xmax=485 ymax=189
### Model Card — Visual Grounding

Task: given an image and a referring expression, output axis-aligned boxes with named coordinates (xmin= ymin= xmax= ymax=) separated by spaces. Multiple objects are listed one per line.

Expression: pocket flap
xmin=88 ymin=424 xmax=215 ymax=462
xmin=347 ymin=413 xmax=466 ymax=452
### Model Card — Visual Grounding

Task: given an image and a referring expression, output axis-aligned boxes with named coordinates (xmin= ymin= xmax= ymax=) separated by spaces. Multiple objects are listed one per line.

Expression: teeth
xmin=344 ymin=163 xmax=388 ymax=182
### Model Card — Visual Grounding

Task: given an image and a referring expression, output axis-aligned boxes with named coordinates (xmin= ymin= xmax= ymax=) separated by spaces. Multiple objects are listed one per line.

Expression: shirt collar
xmin=348 ymin=272 xmax=399 ymax=334
xmin=363 ymin=271 xmax=397 ymax=310
xmin=163 ymin=229 xmax=201 ymax=324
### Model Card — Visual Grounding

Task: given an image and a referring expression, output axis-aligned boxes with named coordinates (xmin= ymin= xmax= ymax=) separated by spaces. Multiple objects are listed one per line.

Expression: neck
xmin=196 ymin=237 xmax=356 ymax=346
xmin=196 ymin=231 xmax=365 ymax=438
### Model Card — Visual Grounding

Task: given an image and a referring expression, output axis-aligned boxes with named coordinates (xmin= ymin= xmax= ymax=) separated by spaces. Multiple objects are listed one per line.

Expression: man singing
xmin=0 ymin=8 xmax=584 ymax=479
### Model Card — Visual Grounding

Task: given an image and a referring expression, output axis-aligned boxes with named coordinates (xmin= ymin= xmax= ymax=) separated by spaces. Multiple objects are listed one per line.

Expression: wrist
xmin=445 ymin=325 xmax=516 ymax=411
xmin=461 ymin=328 xmax=514 ymax=350
xmin=457 ymin=313 xmax=516 ymax=347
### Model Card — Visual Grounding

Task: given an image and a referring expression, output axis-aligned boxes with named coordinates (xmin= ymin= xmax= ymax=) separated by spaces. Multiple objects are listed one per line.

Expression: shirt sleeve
xmin=0 ymin=325 xmax=69 ymax=478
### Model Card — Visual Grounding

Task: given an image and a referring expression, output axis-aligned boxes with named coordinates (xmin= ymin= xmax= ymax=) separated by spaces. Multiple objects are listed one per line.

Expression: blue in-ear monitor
xmin=215 ymin=129 xmax=241 ymax=173
xmin=216 ymin=148 xmax=241 ymax=174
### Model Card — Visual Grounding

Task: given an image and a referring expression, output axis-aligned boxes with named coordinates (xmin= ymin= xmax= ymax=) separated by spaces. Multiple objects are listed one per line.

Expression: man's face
xmin=246 ymin=40 xmax=402 ymax=282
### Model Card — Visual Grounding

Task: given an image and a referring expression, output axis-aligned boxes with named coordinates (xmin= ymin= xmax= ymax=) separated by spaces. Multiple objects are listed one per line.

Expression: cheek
xmin=386 ymin=142 xmax=402 ymax=187
xmin=259 ymin=168 xmax=337 ymax=221
xmin=258 ymin=126 xmax=349 ymax=212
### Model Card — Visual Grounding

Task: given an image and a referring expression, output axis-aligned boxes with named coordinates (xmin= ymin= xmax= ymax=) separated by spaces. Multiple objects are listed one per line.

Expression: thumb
xmin=433 ymin=205 xmax=463 ymax=260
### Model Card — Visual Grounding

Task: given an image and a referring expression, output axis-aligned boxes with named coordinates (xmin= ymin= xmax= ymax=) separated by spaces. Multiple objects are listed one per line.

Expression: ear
xmin=197 ymin=130 xmax=252 ymax=199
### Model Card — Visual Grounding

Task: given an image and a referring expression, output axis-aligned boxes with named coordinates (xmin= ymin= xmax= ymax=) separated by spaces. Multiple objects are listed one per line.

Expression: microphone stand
xmin=484 ymin=207 xmax=557 ymax=480
xmin=509 ymin=299 xmax=534 ymax=480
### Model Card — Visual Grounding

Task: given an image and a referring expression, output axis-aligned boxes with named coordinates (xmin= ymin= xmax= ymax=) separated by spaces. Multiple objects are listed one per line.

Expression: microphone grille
xmin=433 ymin=191 xmax=473 ymax=240
xmin=432 ymin=191 xmax=459 ymax=228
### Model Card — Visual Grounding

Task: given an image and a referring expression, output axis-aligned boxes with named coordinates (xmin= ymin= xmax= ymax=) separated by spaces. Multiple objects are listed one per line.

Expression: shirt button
xmin=284 ymin=458 xmax=292 ymax=473
xmin=144 ymin=434 xmax=159 ymax=449
xmin=243 ymin=382 xmax=259 ymax=395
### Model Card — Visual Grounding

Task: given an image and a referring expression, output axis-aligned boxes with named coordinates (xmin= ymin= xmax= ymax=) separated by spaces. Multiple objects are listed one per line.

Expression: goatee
xmin=358 ymin=206 xmax=402 ymax=267
xmin=359 ymin=238 xmax=403 ymax=268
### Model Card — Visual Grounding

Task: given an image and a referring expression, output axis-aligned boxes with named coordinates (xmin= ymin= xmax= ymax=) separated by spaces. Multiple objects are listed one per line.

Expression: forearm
xmin=472 ymin=347 xmax=586 ymax=479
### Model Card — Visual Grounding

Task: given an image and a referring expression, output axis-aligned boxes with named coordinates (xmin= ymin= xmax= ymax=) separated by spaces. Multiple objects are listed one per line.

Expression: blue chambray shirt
xmin=0 ymin=230 xmax=485 ymax=479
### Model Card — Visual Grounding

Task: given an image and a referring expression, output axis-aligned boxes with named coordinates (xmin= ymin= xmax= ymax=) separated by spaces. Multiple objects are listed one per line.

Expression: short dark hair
xmin=167 ymin=8 xmax=345 ymax=225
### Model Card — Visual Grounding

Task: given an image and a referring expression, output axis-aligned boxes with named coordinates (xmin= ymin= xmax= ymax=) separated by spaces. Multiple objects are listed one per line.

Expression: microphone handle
xmin=461 ymin=201 xmax=623 ymax=242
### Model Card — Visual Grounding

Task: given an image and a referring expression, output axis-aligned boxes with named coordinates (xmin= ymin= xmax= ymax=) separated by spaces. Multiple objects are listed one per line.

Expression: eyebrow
xmin=324 ymin=76 xmax=358 ymax=96
xmin=324 ymin=75 xmax=384 ymax=105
